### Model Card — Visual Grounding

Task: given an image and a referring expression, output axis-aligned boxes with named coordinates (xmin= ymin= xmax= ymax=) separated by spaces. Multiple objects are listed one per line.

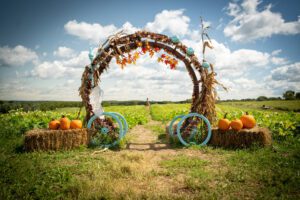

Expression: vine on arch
xmin=79 ymin=31 xmax=223 ymax=125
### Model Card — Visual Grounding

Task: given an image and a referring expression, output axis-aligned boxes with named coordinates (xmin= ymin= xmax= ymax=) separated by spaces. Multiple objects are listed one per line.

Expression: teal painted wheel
xmin=87 ymin=112 xmax=124 ymax=148
xmin=107 ymin=112 xmax=128 ymax=137
xmin=169 ymin=114 xmax=185 ymax=138
xmin=176 ymin=113 xmax=212 ymax=146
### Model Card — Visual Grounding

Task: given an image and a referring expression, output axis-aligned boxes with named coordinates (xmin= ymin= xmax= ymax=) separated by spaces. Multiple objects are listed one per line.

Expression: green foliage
xmin=257 ymin=96 xmax=268 ymax=101
xmin=150 ymin=104 xmax=189 ymax=122
xmin=217 ymin=105 xmax=300 ymax=138
xmin=225 ymin=138 xmax=300 ymax=199
xmin=0 ymin=101 xmax=83 ymax=113
xmin=0 ymin=103 xmax=299 ymax=199
xmin=219 ymin=100 xmax=300 ymax=112
xmin=105 ymin=105 xmax=150 ymax=128
xmin=0 ymin=109 xmax=83 ymax=140
xmin=150 ymin=103 xmax=299 ymax=138
xmin=283 ymin=90 xmax=296 ymax=100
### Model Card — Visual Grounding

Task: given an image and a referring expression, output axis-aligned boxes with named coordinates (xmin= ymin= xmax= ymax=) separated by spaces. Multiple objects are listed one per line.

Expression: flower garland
xmin=115 ymin=40 xmax=179 ymax=70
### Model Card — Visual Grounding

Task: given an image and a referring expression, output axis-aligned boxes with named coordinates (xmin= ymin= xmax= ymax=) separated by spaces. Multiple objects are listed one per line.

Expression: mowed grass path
xmin=0 ymin=103 xmax=299 ymax=199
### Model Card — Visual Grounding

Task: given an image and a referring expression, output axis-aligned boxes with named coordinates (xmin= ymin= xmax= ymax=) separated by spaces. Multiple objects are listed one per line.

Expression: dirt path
xmin=86 ymin=119 xmax=226 ymax=199
xmin=125 ymin=120 xmax=170 ymax=151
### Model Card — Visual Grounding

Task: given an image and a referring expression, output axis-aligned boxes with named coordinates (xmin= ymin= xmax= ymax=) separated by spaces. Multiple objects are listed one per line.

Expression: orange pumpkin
xmin=218 ymin=113 xmax=231 ymax=131
xmin=60 ymin=115 xmax=70 ymax=130
xmin=70 ymin=119 xmax=82 ymax=129
xmin=240 ymin=112 xmax=256 ymax=129
xmin=49 ymin=119 xmax=60 ymax=130
xmin=230 ymin=119 xmax=243 ymax=131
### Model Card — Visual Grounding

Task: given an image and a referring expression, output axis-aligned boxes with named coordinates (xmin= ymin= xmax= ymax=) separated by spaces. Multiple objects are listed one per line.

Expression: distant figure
xmin=146 ymin=97 xmax=150 ymax=107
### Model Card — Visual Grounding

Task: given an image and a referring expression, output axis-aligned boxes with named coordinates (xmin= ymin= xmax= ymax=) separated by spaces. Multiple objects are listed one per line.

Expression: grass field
xmin=219 ymin=100 xmax=300 ymax=112
xmin=0 ymin=101 xmax=299 ymax=199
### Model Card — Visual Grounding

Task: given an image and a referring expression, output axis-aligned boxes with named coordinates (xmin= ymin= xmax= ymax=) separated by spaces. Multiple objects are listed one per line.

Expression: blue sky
xmin=0 ymin=0 xmax=299 ymax=101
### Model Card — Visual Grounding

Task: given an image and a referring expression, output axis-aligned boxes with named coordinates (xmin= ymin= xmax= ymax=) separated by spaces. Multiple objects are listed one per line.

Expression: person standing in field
xmin=146 ymin=97 xmax=150 ymax=108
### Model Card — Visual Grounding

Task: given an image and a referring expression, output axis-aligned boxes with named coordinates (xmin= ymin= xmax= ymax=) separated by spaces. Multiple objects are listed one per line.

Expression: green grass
xmin=56 ymin=105 xmax=150 ymax=128
xmin=0 ymin=103 xmax=299 ymax=199
xmin=219 ymin=100 xmax=300 ymax=112
xmin=150 ymin=103 xmax=189 ymax=122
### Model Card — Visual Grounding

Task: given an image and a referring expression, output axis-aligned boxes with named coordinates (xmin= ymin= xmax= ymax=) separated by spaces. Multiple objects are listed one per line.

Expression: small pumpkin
xmin=240 ymin=112 xmax=256 ymax=129
xmin=70 ymin=119 xmax=82 ymax=129
xmin=230 ymin=119 xmax=243 ymax=131
xmin=49 ymin=119 xmax=60 ymax=130
xmin=60 ymin=115 xmax=70 ymax=130
xmin=218 ymin=113 xmax=231 ymax=131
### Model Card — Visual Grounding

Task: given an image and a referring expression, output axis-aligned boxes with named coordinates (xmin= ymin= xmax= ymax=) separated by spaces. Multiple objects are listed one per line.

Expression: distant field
xmin=219 ymin=100 xmax=300 ymax=112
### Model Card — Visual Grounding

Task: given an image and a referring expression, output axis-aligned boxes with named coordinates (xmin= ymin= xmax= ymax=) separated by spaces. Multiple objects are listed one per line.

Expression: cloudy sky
xmin=0 ymin=0 xmax=299 ymax=101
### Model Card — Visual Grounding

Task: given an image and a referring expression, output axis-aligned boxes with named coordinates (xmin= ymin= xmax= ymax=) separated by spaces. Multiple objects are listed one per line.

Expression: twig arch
xmin=79 ymin=31 xmax=218 ymax=124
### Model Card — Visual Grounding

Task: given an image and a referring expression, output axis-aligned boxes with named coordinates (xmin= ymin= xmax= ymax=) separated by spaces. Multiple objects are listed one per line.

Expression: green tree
xmin=283 ymin=90 xmax=295 ymax=100
xmin=296 ymin=92 xmax=300 ymax=100
xmin=257 ymin=96 xmax=268 ymax=101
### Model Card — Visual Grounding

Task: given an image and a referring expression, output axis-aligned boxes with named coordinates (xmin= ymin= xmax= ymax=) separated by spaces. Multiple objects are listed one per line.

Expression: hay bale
xmin=209 ymin=127 xmax=272 ymax=148
xmin=24 ymin=128 xmax=92 ymax=152
xmin=165 ymin=123 xmax=272 ymax=148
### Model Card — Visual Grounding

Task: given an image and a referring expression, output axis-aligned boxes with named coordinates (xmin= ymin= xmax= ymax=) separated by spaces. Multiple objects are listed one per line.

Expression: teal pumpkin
xmin=202 ymin=61 xmax=210 ymax=69
xmin=170 ymin=36 xmax=179 ymax=43
xmin=187 ymin=47 xmax=194 ymax=56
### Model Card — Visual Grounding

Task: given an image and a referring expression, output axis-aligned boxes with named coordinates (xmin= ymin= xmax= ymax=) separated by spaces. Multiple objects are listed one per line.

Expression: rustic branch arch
xmin=79 ymin=31 xmax=218 ymax=124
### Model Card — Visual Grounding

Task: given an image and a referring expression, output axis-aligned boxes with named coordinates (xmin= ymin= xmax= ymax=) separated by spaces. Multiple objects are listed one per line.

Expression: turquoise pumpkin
xmin=202 ymin=61 xmax=210 ymax=69
xmin=170 ymin=36 xmax=180 ymax=43
xmin=187 ymin=47 xmax=194 ymax=56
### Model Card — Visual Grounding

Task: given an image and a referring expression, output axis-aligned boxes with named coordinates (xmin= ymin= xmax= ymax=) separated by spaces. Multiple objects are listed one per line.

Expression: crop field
xmin=0 ymin=101 xmax=299 ymax=199
xmin=219 ymin=100 xmax=300 ymax=112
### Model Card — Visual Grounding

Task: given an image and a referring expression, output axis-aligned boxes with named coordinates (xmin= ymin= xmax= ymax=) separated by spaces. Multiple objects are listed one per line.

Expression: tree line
xmin=0 ymin=90 xmax=298 ymax=113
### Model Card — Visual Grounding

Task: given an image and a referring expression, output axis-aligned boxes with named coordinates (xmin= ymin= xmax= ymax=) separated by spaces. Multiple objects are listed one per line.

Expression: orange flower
xmin=134 ymin=52 xmax=140 ymax=59
xmin=137 ymin=42 xmax=143 ymax=47
xmin=149 ymin=50 xmax=154 ymax=57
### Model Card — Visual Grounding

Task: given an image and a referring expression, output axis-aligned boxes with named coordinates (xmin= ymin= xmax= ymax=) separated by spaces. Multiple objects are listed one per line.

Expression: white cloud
xmin=271 ymin=49 xmax=282 ymax=56
xmin=64 ymin=20 xmax=118 ymax=44
xmin=31 ymin=51 xmax=89 ymax=79
xmin=224 ymin=0 xmax=300 ymax=42
xmin=5 ymin=8 xmax=298 ymax=101
xmin=53 ymin=46 xmax=75 ymax=58
xmin=64 ymin=9 xmax=191 ymax=44
xmin=145 ymin=9 xmax=190 ymax=36
xmin=270 ymin=62 xmax=300 ymax=82
xmin=121 ymin=21 xmax=140 ymax=34
xmin=64 ymin=20 xmax=140 ymax=45
xmin=271 ymin=56 xmax=288 ymax=65
xmin=0 ymin=45 xmax=38 ymax=67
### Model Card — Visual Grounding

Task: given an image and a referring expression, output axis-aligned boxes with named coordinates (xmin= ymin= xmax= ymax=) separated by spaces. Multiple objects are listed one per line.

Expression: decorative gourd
xmin=70 ymin=119 xmax=82 ymax=129
xmin=240 ymin=112 xmax=256 ymax=129
xmin=48 ymin=119 xmax=60 ymax=130
xmin=187 ymin=47 xmax=194 ymax=56
xmin=170 ymin=36 xmax=179 ymax=43
xmin=60 ymin=115 xmax=70 ymax=130
xmin=202 ymin=61 xmax=210 ymax=69
xmin=230 ymin=119 xmax=243 ymax=131
xmin=218 ymin=113 xmax=231 ymax=131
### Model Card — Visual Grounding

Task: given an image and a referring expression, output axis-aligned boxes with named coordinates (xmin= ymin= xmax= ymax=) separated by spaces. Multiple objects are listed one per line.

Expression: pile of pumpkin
xmin=48 ymin=115 xmax=82 ymax=130
xmin=218 ymin=112 xmax=256 ymax=131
